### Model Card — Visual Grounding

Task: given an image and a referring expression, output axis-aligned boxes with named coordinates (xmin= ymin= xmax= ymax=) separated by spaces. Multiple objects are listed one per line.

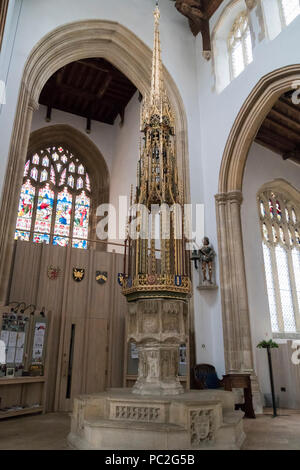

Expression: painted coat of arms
xmin=47 ymin=265 xmax=61 ymax=280
xmin=72 ymin=268 xmax=85 ymax=282
xmin=96 ymin=271 xmax=108 ymax=284
xmin=117 ymin=273 xmax=125 ymax=286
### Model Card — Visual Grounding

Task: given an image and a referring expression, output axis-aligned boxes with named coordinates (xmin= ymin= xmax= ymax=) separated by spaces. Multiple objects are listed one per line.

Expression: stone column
xmin=127 ymin=298 xmax=188 ymax=396
xmin=215 ymin=191 xmax=263 ymax=413
xmin=0 ymin=94 xmax=38 ymax=303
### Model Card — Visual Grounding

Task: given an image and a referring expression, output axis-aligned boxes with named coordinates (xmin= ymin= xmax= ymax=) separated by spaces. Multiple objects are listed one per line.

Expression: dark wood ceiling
xmin=171 ymin=0 xmax=225 ymax=56
xmin=39 ymin=58 xmax=137 ymax=125
xmin=255 ymin=91 xmax=300 ymax=164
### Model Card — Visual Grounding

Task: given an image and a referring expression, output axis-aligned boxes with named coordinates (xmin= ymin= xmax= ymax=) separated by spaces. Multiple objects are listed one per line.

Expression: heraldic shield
xmin=73 ymin=268 xmax=85 ymax=282
xmin=96 ymin=271 xmax=108 ymax=284
xmin=47 ymin=265 xmax=61 ymax=280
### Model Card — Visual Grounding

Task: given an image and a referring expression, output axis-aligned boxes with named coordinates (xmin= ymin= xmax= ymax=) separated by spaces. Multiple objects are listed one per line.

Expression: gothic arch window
xmin=258 ymin=184 xmax=300 ymax=336
xmin=228 ymin=11 xmax=253 ymax=79
xmin=15 ymin=145 xmax=91 ymax=249
xmin=212 ymin=0 xmax=257 ymax=92
xmin=279 ymin=0 xmax=300 ymax=27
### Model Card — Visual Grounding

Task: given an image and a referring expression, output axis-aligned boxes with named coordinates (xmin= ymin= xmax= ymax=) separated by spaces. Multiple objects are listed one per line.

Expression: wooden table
xmin=222 ymin=373 xmax=256 ymax=419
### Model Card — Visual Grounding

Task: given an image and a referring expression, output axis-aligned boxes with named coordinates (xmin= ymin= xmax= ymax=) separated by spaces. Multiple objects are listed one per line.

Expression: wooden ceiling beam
xmin=97 ymin=74 xmax=113 ymax=99
xmin=268 ymin=109 xmax=300 ymax=134
xmin=274 ymin=98 xmax=300 ymax=123
xmin=263 ymin=117 xmax=300 ymax=144
xmin=42 ymin=82 xmax=129 ymax=107
xmin=255 ymin=127 xmax=296 ymax=153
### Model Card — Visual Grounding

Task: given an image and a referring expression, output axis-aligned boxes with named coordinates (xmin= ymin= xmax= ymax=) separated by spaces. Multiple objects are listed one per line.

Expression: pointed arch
xmin=0 ymin=20 xmax=189 ymax=303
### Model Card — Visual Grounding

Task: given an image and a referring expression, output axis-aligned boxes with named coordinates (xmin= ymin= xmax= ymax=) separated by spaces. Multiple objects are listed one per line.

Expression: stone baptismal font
xmin=68 ymin=4 xmax=245 ymax=450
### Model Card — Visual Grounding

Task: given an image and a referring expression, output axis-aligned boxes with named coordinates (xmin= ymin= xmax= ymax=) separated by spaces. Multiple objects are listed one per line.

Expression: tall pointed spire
xmin=150 ymin=2 xmax=163 ymax=106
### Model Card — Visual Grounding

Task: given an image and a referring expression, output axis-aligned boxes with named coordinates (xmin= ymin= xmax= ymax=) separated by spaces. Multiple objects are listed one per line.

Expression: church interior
xmin=0 ymin=0 xmax=300 ymax=451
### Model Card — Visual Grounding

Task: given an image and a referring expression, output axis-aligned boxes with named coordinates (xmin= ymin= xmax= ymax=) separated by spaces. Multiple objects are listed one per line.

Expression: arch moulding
xmin=215 ymin=65 xmax=300 ymax=412
xmin=28 ymin=124 xmax=110 ymax=246
xmin=0 ymin=20 xmax=189 ymax=303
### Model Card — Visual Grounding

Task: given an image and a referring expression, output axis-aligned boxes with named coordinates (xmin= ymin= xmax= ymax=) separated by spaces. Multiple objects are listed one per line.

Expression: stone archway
xmin=215 ymin=65 xmax=300 ymax=410
xmin=28 ymin=124 xmax=110 ymax=246
xmin=0 ymin=20 xmax=189 ymax=303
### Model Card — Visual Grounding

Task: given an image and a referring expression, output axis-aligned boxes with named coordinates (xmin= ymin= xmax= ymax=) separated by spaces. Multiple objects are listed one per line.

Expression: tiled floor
xmin=0 ymin=409 xmax=299 ymax=450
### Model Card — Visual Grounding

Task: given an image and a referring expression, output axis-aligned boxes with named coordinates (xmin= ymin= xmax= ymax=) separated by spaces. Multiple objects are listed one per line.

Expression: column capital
xmin=215 ymin=190 xmax=243 ymax=205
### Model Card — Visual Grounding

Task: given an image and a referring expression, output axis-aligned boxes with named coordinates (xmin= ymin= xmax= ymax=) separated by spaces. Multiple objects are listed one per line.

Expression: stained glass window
xmin=34 ymin=184 xmax=54 ymax=236
xmin=15 ymin=145 xmax=91 ymax=249
xmin=259 ymin=187 xmax=300 ymax=336
xmin=73 ymin=192 xmax=90 ymax=246
xmin=228 ymin=11 xmax=253 ymax=79
xmin=280 ymin=0 xmax=300 ymax=26
xmin=15 ymin=180 xmax=35 ymax=240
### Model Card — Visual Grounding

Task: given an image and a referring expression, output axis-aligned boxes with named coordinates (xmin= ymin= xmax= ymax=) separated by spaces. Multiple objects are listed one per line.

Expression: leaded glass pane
xmin=292 ymin=248 xmax=300 ymax=312
xmin=263 ymin=243 xmax=279 ymax=332
xmin=275 ymin=245 xmax=296 ymax=332
xmin=34 ymin=184 xmax=54 ymax=235
xmin=42 ymin=156 xmax=49 ymax=167
xmin=30 ymin=167 xmax=38 ymax=181
xmin=285 ymin=208 xmax=289 ymax=222
xmin=33 ymin=233 xmax=50 ymax=244
xmin=59 ymin=168 xmax=66 ymax=186
xmin=53 ymin=236 xmax=68 ymax=247
xmin=54 ymin=188 xmax=72 ymax=238
xmin=276 ymin=201 xmax=282 ymax=221
xmin=14 ymin=230 xmax=30 ymax=241
xmin=50 ymin=166 xmax=56 ymax=184
xmin=78 ymin=164 xmax=84 ymax=175
xmin=263 ymin=223 xmax=269 ymax=241
xmin=72 ymin=239 xmax=88 ymax=249
xmin=24 ymin=160 xmax=30 ymax=177
xmin=228 ymin=12 xmax=252 ymax=79
xmin=69 ymin=162 xmax=75 ymax=173
xmin=76 ymin=177 xmax=83 ymax=190
xmin=68 ymin=175 xmax=74 ymax=188
xmin=73 ymin=192 xmax=90 ymax=245
xmin=16 ymin=180 xmax=35 ymax=232
xmin=40 ymin=169 xmax=48 ymax=182
xmin=231 ymin=42 xmax=244 ymax=78
xmin=244 ymin=28 xmax=253 ymax=64
xmin=32 ymin=154 xmax=39 ymax=165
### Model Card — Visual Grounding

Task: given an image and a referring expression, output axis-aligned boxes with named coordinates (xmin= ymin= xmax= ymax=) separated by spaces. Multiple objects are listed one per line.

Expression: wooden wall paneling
xmin=109 ymin=252 xmax=127 ymax=388
xmin=54 ymin=246 xmax=73 ymax=411
xmin=83 ymin=250 xmax=110 ymax=394
xmin=36 ymin=245 xmax=66 ymax=411
xmin=9 ymin=241 xmax=42 ymax=305
xmin=59 ymin=247 xmax=89 ymax=411
xmin=85 ymin=318 xmax=108 ymax=393
xmin=81 ymin=246 xmax=95 ymax=394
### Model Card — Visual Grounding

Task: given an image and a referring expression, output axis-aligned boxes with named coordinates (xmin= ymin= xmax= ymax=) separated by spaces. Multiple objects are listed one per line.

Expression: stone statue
xmin=199 ymin=237 xmax=215 ymax=284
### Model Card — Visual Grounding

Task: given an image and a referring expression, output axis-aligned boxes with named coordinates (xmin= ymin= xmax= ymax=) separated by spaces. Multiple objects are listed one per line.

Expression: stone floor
xmin=0 ymin=409 xmax=299 ymax=450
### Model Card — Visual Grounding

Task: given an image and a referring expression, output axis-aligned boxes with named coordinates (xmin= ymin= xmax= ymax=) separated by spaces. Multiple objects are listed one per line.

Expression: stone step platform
xmin=68 ymin=388 xmax=245 ymax=450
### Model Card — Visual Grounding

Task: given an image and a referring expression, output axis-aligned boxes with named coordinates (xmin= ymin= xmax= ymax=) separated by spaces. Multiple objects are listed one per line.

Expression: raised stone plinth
xmin=68 ymin=388 xmax=245 ymax=450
